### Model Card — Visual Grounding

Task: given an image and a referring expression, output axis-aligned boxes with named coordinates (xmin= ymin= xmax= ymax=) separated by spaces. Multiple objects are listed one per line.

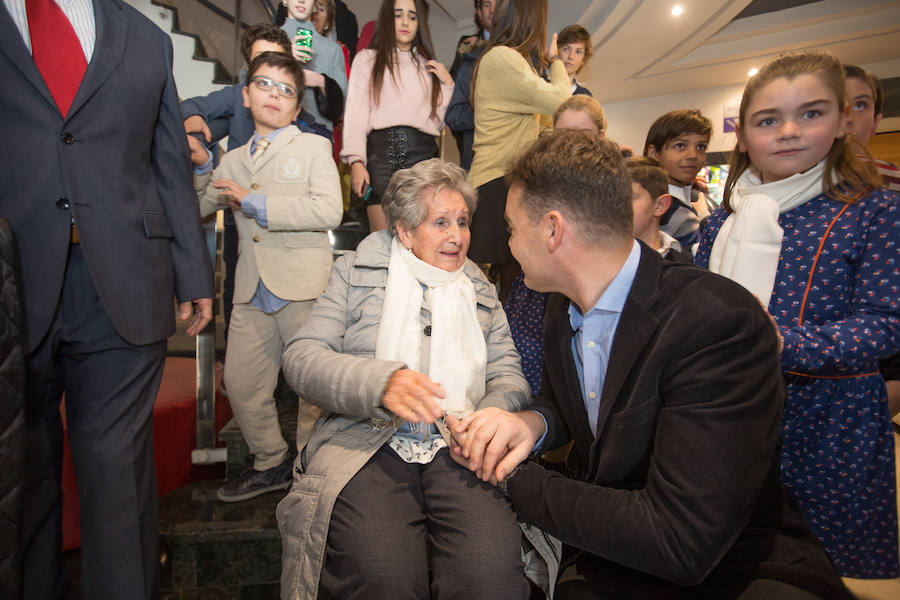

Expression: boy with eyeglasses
xmin=193 ymin=51 xmax=343 ymax=501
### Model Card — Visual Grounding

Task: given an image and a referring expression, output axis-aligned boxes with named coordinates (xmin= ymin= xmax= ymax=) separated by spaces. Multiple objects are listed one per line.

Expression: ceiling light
xmin=671 ymin=5 xmax=683 ymax=16
xmin=747 ymin=67 xmax=759 ymax=77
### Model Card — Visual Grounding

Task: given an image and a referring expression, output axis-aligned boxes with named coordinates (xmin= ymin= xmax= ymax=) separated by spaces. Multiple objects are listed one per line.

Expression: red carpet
xmin=60 ymin=357 xmax=231 ymax=550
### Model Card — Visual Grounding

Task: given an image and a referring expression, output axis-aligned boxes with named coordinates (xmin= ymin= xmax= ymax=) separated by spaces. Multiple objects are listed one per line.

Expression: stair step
xmin=159 ymin=480 xmax=283 ymax=598
xmin=220 ymin=378 xmax=299 ymax=480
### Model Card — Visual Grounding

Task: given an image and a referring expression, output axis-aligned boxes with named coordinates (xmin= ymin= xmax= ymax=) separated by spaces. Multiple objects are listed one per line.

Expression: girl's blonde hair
xmin=723 ymin=51 xmax=880 ymax=211
xmin=553 ymin=95 xmax=607 ymax=133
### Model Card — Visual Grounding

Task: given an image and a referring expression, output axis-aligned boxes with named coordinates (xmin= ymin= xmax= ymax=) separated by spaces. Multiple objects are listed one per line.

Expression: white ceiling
xmin=431 ymin=0 xmax=900 ymax=104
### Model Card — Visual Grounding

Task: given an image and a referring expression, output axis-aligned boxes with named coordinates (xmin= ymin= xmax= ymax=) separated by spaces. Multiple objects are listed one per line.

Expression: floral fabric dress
xmin=696 ymin=189 xmax=900 ymax=578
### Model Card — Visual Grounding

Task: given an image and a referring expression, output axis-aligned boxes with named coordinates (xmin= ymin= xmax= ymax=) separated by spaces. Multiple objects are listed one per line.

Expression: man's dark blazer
xmin=0 ymin=0 xmax=212 ymax=353
xmin=507 ymin=244 xmax=848 ymax=597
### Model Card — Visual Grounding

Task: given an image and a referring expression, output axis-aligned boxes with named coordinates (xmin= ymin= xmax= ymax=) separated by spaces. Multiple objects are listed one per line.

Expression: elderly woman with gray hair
xmin=277 ymin=158 xmax=532 ymax=599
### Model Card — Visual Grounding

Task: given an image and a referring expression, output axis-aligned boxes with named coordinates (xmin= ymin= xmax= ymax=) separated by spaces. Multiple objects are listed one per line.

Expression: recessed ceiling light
xmin=671 ymin=5 xmax=683 ymax=16
xmin=748 ymin=67 xmax=759 ymax=77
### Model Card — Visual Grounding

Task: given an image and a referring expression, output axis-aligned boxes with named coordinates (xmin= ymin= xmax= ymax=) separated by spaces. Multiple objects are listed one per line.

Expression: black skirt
xmin=365 ymin=126 xmax=438 ymax=206
xmin=468 ymin=176 xmax=512 ymax=265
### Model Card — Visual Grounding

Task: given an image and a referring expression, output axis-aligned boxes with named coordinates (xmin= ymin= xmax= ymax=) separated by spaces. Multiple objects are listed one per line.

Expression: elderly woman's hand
xmin=382 ymin=369 xmax=446 ymax=424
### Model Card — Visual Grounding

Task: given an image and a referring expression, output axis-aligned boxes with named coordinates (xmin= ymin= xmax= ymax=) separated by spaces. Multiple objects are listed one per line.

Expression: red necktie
xmin=26 ymin=0 xmax=88 ymax=116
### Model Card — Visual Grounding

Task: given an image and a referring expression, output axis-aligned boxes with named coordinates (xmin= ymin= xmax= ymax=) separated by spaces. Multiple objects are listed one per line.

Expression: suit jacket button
xmin=251 ymin=183 xmax=260 ymax=190
xmin=55 ymin=198 xmax=70 ymax=210
xmin=60 ymin=132 xmax=75 ymax=144
xmin=252 ymin=235 xmax=261 ymax=243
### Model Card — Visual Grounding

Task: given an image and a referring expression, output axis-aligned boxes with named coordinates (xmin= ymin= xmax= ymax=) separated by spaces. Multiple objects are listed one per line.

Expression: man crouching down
xmin=448 ymin=130 xmax=852 ymax=600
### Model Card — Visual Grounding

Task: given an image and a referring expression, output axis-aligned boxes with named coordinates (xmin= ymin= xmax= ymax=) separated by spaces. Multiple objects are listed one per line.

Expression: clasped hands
xmin=382 ymin=369 xmax=543 ymax=485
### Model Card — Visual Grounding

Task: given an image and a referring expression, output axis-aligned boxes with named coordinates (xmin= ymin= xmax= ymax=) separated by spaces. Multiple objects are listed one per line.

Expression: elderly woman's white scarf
xmin=375 ymin=236 xmax=486 ymax=416
xmin=709 ymin=160 xmax=826 ymax=305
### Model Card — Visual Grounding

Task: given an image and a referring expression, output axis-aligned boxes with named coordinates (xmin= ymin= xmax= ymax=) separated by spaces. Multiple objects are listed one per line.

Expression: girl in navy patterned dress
xmin=695 ymin=51 xmax=899 ymax=578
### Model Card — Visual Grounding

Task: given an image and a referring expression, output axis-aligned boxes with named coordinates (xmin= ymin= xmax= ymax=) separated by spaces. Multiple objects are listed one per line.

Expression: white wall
xmin=604 ymin=57 xmax=900 ymax=155
xmin=343 ymin=0 xmax=472 ymax=67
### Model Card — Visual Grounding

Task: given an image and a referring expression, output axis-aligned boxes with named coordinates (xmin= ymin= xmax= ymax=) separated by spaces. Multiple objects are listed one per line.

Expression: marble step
xmin=158 ymin=480 xmax=283 ymax=599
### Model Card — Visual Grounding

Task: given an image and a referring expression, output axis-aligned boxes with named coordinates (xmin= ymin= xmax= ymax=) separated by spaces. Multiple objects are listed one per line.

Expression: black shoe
xmin=217 ymin=455 xmax=293 ymax=502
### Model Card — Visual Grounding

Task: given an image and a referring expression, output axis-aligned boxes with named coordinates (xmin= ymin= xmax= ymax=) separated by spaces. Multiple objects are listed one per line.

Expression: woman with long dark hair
xmin=467 ymin=0 xmax=570 ymax=302
xmin=341 ymin=0 xmax=454 ymax=231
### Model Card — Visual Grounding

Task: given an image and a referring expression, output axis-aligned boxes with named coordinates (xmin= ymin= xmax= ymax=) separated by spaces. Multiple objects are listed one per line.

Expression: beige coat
xmin=468 ymin=47 xmax=570 ymax=189
xmin=276 ymin=231 xmax=543 ymax=599
xmin=195 ymin=126 xmax=342 ymax=303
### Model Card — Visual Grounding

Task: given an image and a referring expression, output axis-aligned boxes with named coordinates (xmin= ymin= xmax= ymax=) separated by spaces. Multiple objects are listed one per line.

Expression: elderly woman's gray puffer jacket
xmin=277 ymin=231 xmax=554 ymax=599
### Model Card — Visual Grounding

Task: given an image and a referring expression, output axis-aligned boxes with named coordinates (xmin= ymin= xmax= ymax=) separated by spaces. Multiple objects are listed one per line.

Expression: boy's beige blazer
xmin=196 ymin=126 xmax=343 ymax=303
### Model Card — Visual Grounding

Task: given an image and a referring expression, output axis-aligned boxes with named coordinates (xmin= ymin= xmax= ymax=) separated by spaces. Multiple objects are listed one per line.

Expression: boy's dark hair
xmin=247 ymin=52 xmax=305 ymax=104
xmin=642 ymin=109 xmax=712 ymax=156
xmin=626 ymin=156 xmax=668 ymax=202
xmin=844 ymin=64 xmax=884 ymax=116
xmin=241 ymin=23 xmax=291 ymax=65
xmin=505 ymin=129 xmax=633 ymax=246
xmin=557 ymin=24 xmax=593 ymax=69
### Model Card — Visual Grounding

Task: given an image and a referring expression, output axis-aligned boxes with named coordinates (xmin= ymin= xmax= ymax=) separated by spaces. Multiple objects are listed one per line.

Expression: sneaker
xmin=217 ymin=455 xmax=293 ymax=502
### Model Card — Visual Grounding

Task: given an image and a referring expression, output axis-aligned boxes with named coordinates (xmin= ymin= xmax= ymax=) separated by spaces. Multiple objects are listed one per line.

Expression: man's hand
xmin=179 ymin=298 xmax=213 ymax=336
xmin=183 ymin=115 xmax=211 ymax=142
xmin=382 ymin=369 xmax=445 ymax=424
xmin=187 ymin=135 xmax=209 ymax=166
xmin=447 ymin=408 xmax=545 ymax=483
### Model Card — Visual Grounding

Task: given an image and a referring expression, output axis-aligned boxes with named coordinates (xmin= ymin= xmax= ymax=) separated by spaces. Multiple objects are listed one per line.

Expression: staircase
xmin=158 ymin=383 xmax=298 ymax=599
xmin=127 ymin=0 xmax=229 ymax=99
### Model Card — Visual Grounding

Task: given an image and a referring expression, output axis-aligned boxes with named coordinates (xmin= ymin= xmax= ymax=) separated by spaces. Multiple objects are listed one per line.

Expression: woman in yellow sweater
xmin=468 ymin=0 xmax=570 ymax=301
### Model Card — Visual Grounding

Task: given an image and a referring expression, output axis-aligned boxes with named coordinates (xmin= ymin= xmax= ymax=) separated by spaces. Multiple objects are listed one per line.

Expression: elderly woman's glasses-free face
xmin=251 ymin=75 xmax=298 ymax=99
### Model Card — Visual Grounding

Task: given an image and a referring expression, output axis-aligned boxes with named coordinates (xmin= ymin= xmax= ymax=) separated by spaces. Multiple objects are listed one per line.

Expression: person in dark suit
xmin=449 ymin=0 xmax=493 ymax=78
xmin=448 ymin=130 xmax=851 ymax=599
xmin=0 ymin=0 xmax=213 ymax=598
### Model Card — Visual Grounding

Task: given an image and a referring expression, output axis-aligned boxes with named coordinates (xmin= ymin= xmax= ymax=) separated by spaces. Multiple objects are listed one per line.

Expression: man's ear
xmin=654 ymin=193 xmax=672 ymax=218
xmin=544 ymin=210 xmax=565 ymax=252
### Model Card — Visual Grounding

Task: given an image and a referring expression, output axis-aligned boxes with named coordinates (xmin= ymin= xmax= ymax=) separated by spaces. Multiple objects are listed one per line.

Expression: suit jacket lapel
xmin=588 ymin=247 xmax=661 ymax=467
xmin=67 ymin=0 xmax=126 ymax=120
xmin=0 ymin=2 xmax=56 ymax=111
xmin=546 ymin=294 xmax=595 ymax=461
xmin=249 ymin=126 xmax=301 ymax=172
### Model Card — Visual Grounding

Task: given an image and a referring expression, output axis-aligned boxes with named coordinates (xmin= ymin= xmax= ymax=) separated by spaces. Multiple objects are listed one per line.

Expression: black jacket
xmin=0 ymin=217 xmax=24 ymax=599
xmin=508 ymin=244 xmax=850 ymax=597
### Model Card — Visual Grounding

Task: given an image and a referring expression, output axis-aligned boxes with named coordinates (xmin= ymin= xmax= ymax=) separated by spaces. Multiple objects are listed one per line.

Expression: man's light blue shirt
xmin=568 ymin=241 xmax=641 ymax=436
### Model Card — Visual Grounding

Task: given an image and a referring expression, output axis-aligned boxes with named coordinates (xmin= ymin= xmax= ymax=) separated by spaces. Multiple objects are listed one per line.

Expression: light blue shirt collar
xmin=569 ymin=240 xmax=641 ymax=332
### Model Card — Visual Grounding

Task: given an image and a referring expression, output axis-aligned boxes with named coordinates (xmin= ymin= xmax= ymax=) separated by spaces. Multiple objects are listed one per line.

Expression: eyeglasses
xmin=251 ymin=75 xmax=299 ymax=99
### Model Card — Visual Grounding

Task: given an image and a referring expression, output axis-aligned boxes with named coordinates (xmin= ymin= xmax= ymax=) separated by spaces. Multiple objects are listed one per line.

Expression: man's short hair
xmin=625 ymin=156 xmax=668 ymax=202
xmin=247 ymin=52 xmax=305 ymax=104
xmin=557 ymin=24 xmax=593 ymax=67
xmin=505 ymin=130 xmax=633 ymax=246
xmin=844 ymin=64 xmax=884 ymax=116
xmin=241 ymin=23 xmax=291 ymax=65
xmin=642 ymin=109 xmax=712 ymax=156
